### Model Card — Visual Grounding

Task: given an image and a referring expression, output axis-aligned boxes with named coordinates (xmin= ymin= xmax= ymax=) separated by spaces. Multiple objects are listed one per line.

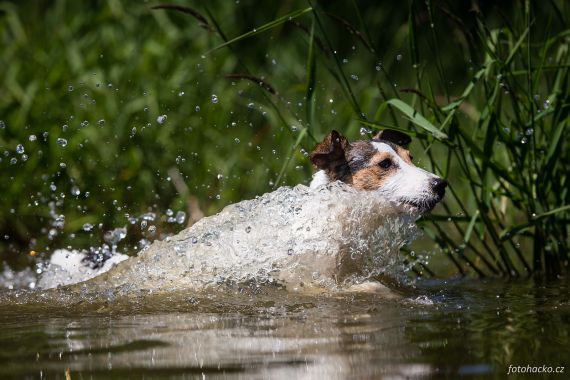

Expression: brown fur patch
xmin=394 ymin=145 xmax=414 ymax=165
xmin=310 ymin=131 xmax=352 ymax=183
xmin=351 ymin=151 xmax=397 ymax=190
xmin=311 ymin=132 xmax=418 ymax=190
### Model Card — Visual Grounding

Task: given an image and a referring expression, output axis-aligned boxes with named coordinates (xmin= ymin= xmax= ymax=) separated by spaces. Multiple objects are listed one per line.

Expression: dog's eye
xmin=378 ymin=159 xmax=392 ymax=169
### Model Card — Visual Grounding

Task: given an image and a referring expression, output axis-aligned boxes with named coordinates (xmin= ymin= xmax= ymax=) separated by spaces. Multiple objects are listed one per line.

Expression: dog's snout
xmin=431 ymin=178 xmax=448 ymax=198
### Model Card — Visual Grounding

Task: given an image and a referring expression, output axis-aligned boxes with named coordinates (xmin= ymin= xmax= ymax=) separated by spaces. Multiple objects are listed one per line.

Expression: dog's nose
xmin=431 ymin=178 xmax=448 ymax=198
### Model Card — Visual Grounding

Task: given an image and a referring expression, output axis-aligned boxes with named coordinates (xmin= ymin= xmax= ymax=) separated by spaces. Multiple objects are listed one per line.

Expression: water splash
xmin=65 ymin=183 xmax=420 ymax=294
xmin=37 ymin=249 xmax=128 ymax=289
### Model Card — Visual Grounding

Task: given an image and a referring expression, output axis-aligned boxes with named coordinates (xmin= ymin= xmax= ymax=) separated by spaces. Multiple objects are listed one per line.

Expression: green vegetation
xmin=0 ymin=1 xmax=568 ymax=278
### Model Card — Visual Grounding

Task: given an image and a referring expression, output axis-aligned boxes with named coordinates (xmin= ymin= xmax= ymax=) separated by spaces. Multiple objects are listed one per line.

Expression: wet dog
xmin=38 ymin=129 xmax=447 ymax=293
xmin=310 ymin=130 xmax=447 ymax=213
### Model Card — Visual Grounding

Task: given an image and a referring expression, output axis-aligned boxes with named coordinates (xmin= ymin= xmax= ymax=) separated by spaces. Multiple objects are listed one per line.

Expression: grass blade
xmin=305 ymin=16 xmax=316 ymax=130
xmin=500 ymin=205 xmax=570 ymax=241
xmin=386 ymin=99 xmax=448 ymax=140
xmin=204 ymin=7 xmax=312 ymax=55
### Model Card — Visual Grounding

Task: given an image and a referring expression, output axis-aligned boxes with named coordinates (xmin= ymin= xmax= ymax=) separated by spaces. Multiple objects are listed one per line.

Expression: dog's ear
xmin=372 ymin=129 xmax=411 ymax=146
xmin=310 ymin=130 xmax=349 ymax=170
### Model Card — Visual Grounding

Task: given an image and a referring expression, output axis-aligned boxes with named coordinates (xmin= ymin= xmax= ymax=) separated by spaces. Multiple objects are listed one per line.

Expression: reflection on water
xmin=1 ymin=278 xmax=569 ymax=379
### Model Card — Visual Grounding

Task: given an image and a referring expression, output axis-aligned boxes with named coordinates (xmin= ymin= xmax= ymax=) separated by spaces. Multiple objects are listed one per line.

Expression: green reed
xmin=194 ymin=0 xmax=570 ymax=277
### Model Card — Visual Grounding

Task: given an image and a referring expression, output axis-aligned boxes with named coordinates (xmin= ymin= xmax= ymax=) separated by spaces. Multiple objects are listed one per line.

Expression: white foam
xmin=73 ymin=182 xmax=420 ymax=293
xmin=38 ymin=249 xmax=128 ymax=289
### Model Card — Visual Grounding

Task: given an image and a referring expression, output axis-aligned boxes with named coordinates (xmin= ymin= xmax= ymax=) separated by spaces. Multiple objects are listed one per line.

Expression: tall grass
xmin=0 ymin=1 xmax=568 ymax=278
xmin=184 ymin=1 xmax=570 ymax=277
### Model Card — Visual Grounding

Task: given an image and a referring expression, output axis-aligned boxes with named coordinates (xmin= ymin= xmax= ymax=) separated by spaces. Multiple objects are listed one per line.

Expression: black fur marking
xmin=346 ymin=141 xmax=378 ymax=173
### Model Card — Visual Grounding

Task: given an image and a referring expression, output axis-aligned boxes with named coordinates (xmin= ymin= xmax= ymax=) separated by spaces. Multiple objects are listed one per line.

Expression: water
xmin=35 ymin=183 xmax=420 ymax=293
xmin=0 ymin=278 xmax=568 ymax=379
xmin=0 ymin=183 xmax=568 ymax=378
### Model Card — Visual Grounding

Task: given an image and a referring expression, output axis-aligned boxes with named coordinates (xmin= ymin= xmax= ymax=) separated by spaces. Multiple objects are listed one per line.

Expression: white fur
xmin=371 ymin=142 xmax=439 ymax=205
xmin=310 ymin=170 xmax=330 ymax=188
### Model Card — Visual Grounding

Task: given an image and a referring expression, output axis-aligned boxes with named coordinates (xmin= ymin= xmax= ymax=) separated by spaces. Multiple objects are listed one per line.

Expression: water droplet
xmin=191 ymin=236 xmax=198 ymax=244
xmin=9 ymin=157 xmax=17 ymax=165
xmin=16 ymin=144 xmax=25 ymax=154
xmin=71 ymin=186 xmax=80 ymax=196
xmin=215 ymin=194 xmax=221 ymax=200
xmin=287 ymin=248 xmax=293 ymax=255
xmin=21 ymin=154 xmax=28 ymax=161
xmin=178 ymin=91 xmax=185 ymax=97
xmin=29 ymin=135 xmax=37 ymax=142
xmin=359 ymin=127 xmax=370 ymax=136
xmin=525 ymin=128 xmax=534 ymax=136
xmin=157 ymin=115 xmax=167 ymax=124
xmin=543 ymin=99 xmax=551 ymax=109
xmin=141 ymin=220 xmax=148 ymax=230
xmin=104 ymin=226 xmax=127 ymax=244
xmin=396 ymin=54 xmax=403 ymax=61
xmin=350 ymin=74 xmax=359 ymax=81
xmin=68 ymin=85 xmax=74 ymax=91
xmin=140 ymin=213 xmax=155 ymax=222
xmin=195 ymin=106 xmax=201 ymax=112
xmin=57 ymin=138 xmax=68 ymax=147
xmin=62 ymin=124 xmax=68 ymax=132
xmin=247 ymin=102 xmax=255 ymax=109
xmin=234 ymin=138 xmax=240 ymax=144
xmin=82 ymin=223 xmax=94 ymax=232
xmin=97 ymin=119 xmax=105 ymax=126
xmin=175 ymin=211 xmax=186 ymax=224
xmin=0 ymin=120 xmax=5 ymax=129
xmin=59 ymin=162 xmax=66 ymax=168
xmin=217 ymin=174 xmax=224 ymax=180
xmin=48 ymin=229 xmax=57 ymax=239
xmin=211 ymin=94 xmax=219 ymax=104
xmin=245 ymin=226 xmax=251 ymax=233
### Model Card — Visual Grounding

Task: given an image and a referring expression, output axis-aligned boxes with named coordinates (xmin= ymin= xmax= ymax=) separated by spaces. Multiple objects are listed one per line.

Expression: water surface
xmin=1 ymin=278 xmax=569 ymax=379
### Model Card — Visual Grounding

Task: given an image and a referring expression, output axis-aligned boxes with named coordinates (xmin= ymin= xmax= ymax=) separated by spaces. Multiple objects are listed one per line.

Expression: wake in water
xmin=34 ymin=182 xmax=420 ymax=294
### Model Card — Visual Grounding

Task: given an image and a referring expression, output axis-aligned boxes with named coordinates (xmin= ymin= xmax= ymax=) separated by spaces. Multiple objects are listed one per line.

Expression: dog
xmin=37 ymin=129 xmax=447 ymax=293
xmin=310 ymin=129 xmax=447 ymax=212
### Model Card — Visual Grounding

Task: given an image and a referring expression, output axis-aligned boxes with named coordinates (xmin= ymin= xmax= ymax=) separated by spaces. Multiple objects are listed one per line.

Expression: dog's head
xmin=310 ymin=129 xmax=447 ymax=213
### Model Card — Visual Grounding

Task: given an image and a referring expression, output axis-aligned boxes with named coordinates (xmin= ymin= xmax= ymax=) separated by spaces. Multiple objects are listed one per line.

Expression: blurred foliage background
xmin=0 ymin=0 xmax=568 ymax=278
